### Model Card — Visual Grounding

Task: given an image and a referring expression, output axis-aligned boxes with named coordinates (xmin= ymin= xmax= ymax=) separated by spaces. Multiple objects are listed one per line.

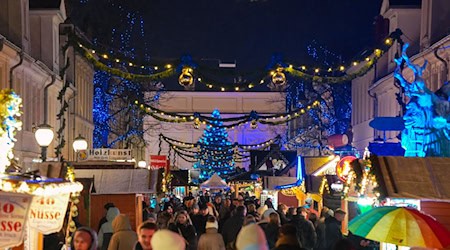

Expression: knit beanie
xmin=235 ymin=224 xmax=268 ymax=250
xmin=151 ymin=229 xmax=186 ymax=250
xmin=205 ymin=220 xmax=218 ymax=229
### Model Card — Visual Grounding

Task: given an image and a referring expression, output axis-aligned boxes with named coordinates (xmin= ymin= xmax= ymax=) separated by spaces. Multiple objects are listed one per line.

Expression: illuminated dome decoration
xmin=178 ymin=67 xmax=194 ymax=87
xmin=271 ymin=67 xmax=286 ymax=86
xmin=336 ymin=156 xmax=357 ymax=182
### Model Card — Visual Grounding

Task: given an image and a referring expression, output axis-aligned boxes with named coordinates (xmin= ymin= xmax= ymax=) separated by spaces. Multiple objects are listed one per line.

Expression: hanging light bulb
xmin=271 ymin=67 xmax=286 ymax=86
xmin=193 ymin=118 xmax=201 ymax=129
xmin=250 ymin=119 xmax=258 ymax=129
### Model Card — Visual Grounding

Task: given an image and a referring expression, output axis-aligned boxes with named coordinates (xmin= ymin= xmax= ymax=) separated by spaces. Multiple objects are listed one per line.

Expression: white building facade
xmin=0 ymin=0 xmax=94 ymax=169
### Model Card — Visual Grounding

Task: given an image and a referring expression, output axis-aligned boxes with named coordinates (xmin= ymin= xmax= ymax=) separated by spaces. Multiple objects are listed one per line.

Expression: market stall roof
xmin=372 ymin=156 xmax=450 ymax=200
xmin=200 ymin=173 xmax=229 ymax=189
xmin=75 ymin=169 xmax=156 ymax=194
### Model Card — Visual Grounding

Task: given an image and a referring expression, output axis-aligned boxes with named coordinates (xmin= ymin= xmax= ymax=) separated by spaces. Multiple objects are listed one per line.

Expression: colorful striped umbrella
xmin=349 ymin=206 xmax=450 ymax=248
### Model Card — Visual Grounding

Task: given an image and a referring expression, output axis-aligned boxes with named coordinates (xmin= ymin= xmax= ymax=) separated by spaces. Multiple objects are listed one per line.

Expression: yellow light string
xmin=72 ymin=31 xmax=399 ymax=89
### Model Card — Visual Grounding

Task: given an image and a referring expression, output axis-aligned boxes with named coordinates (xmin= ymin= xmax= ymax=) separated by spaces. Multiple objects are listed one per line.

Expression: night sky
xmin=69 ymin=0 xmax=383 ymax=69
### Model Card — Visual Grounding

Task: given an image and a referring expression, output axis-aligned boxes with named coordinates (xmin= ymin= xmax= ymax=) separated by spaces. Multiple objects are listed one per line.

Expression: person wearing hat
xmin=198 ymin=216 xmax=226 ymax=250
xmin=325 ymin=208 xmax=346 ymax=250
xmin=151 ymin=229 xmax=186 ymax=250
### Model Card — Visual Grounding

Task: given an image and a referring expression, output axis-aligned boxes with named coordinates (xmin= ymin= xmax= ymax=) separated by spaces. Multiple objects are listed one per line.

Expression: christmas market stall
xmin=73 ymin=158 xmax=157 ymax=231
xmin=231 ymin=145 xmax=299 ymax=208
xmin=0 ymin=89 xmax=83 ymax=250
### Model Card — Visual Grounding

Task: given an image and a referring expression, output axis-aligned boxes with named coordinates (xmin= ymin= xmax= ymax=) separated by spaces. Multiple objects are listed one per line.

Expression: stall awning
xmin=75 ymin=169 xmax=156 ymax=194
xmin=372 ymin=156 xmax=450 ymax=200
xmin=200 ymin=174 xmax=229 ymax=189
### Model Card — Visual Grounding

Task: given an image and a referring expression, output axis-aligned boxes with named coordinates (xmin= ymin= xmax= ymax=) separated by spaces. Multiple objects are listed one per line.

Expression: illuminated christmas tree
xmin=194 ymin=109 xmax=235 ymax=181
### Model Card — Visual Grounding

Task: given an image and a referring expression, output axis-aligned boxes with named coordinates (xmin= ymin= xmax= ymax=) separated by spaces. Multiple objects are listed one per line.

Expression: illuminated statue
xmin=394 ymin=43 xmax=450 ymax=157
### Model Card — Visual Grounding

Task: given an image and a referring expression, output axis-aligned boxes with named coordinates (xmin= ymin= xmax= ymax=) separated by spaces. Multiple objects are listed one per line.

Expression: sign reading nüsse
xmin=0 ymin=192 xmax=32 ymax=248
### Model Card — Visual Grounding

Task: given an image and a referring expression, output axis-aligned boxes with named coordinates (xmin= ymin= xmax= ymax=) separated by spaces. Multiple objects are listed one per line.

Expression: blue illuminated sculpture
xmin=194 ymin=109 xmax=235 ymax=181
xmin=394 ymin=44 xmax=450 ymax=157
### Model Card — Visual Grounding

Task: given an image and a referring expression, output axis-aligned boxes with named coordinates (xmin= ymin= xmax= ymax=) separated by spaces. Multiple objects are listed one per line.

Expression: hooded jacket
xmin=198 ymin=228 xmax=226 ymax=250
xmin=107 ymin=214 xmax=138 ymax=250
xmin=98 ymin=207 xmax=120 ymax=249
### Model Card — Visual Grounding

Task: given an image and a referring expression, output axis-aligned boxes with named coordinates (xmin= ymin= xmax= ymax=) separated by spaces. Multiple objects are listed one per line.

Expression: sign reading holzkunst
xmin=77 ymin=149 xmax=132 ymax=161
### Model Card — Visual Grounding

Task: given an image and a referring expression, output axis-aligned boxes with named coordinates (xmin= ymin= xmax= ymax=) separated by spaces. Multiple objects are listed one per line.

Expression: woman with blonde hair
xmin=168 ymin=210 xmax=197 ymax=250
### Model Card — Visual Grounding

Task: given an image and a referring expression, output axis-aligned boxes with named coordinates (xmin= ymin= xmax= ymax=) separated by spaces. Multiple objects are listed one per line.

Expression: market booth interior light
xmin=72 ymin=134 xmax=88 ymax=152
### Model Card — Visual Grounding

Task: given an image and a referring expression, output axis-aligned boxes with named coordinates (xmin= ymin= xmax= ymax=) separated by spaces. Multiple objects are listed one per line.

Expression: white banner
xmin=28 ymin=193 xmax=71 ymax=234
xmin=0 ymin=191 xmax=33 ymax=248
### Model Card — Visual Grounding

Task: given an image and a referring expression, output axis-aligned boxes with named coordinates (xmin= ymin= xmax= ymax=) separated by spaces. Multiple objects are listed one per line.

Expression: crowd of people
xmin=62 ymin=192 xmax=374 ymax=250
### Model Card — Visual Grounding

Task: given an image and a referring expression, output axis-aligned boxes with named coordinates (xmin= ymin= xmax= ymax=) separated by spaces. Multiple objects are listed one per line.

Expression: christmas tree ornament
xmin=179 ymin=67 xmax=194 ymax=87
xmin=272 ymin=67 xmax=286 ymax=85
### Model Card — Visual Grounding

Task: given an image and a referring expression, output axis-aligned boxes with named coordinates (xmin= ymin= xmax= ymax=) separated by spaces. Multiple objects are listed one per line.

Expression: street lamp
xmin=73 ymin=134 xmax=87 ymax=162
xmin=137 ymin=160 xmax=147 ymax=168
xmin=34 ymin=124 xmax=54 ymax=162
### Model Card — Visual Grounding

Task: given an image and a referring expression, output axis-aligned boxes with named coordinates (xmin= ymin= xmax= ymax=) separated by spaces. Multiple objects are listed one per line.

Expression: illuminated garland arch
xmin=159 ymin=134 xmax=280 ymax=163
xmin=69 ymin=29 xmax=403 ymax=90
xmin=138 ymin=99 xmax=320 ymax=128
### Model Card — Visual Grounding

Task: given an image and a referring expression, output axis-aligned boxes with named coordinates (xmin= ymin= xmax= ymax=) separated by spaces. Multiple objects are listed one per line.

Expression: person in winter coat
xmin=325 ymin=208 xmax=346 ymax=250
xmin=168 ymin=210 xmax=197 ymax=250
xmin=98 ymin=207 xmax=120 ymax=250
xmin=272 ymin=224 xmax=304 ymax=250
xmin=71 ymin=227 xmax=98 ymax=250
xmin=289 ymin=207 xmax=316 ymax=250
xmin=262 ymin=212 xmax=281 ymax=249
xmin=151 ymin=229 xmax=185 ymax=250
xmin=108 ymin=214 xmax=138 ymax=250
xmin=235 ymin=223 xmax=268 ymax=250
xmin=191 ymin=203 xmax=209 ymax=237
xmin=277 ymin=204 xmax=290 ymax=225
xmin=197 ymin=216 xmax=226 ymax=250
xmin=221 ymin=205 xmax=246 ymax=248
xmin=98 ymin=203 xmax=116 ymax=231
xmin=316 ymin=208 xmax=332 ymax=250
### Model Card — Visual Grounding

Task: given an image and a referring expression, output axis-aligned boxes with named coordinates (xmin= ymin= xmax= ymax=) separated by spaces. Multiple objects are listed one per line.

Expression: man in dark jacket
xmin=221 ymin=205 xmax=246 ymax=247
xmin=277 ymin=203 xmax=290 ymax=225
xmin=191 ymin=203 xmax=209 ymax=237
xmin=134 ymin=221 xmax=157 ymax=250
xmin=272 ymin=224 xmax=305 ymax=250
xmin=325 ymin=208 xmax=346 ymax=250
xmin=289 ymin=207 xmax=317 ymax=250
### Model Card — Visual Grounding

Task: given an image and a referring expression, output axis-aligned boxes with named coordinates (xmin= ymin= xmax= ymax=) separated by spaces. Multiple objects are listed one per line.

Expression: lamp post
xmin=72 ymin=134 xmax=88 ymax=161
xmin=34 ymin=124 xmax=55 ymax=162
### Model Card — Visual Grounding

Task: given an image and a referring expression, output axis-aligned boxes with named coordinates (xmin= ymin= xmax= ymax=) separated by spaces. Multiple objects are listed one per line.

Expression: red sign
xmin=149 ymin=155 xmax=168 ymax=170
xmin=0 ymin=191 xmax=33 ymax=249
